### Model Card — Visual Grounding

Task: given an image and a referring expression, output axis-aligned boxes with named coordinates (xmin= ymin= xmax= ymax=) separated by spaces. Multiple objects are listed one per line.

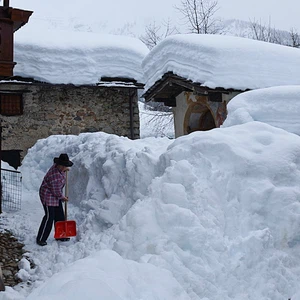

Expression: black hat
xmin=54 ymin=153 xmax=73 ymax=167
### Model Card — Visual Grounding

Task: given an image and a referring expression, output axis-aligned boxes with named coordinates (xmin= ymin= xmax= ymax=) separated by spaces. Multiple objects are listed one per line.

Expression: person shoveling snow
xmin=36 ymin=153 xmax=74 ymax=246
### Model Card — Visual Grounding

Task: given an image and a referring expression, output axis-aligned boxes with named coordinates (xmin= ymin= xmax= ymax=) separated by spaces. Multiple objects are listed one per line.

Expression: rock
xmin=0 ymin=231 xmax=33 ymax=287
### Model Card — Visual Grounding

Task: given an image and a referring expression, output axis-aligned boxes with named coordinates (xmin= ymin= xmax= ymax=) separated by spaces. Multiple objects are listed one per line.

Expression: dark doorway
xmin=1 ymin=150 xmax=22 ymax=169
xmin=199 ymin=110 xmax=216 ymax=131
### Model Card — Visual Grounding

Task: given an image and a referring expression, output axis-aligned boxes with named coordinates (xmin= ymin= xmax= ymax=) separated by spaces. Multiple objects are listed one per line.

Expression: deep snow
xmin=142 ymin=34 xmax=300 ymax=92
xmin=1 ymin=3 xmax=300 ymax=298
xmin=1 ymin=101 xmax=300 ymax=299
xmin=13 ymin=26 xmax=148 ymax=85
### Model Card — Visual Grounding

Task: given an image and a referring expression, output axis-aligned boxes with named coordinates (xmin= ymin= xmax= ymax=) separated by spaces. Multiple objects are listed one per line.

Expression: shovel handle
xmin=64 ymin=170 xmax=68 ymax=221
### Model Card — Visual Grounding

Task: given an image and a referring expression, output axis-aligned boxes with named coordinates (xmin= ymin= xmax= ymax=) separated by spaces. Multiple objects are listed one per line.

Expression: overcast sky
xmin=217 ymin=0 xmax=299 ymax=31
xmin=9 ymin=0 xmax=300 ymax=33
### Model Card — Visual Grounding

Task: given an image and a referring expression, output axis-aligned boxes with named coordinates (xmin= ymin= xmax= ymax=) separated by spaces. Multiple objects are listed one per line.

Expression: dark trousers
xmin=36 ymin=201 xmax=65 ymax=243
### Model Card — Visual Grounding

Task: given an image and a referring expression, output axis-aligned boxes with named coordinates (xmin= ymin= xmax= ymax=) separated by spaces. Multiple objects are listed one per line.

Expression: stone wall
xmin=0 ymin=82 xmax=140 ymax=159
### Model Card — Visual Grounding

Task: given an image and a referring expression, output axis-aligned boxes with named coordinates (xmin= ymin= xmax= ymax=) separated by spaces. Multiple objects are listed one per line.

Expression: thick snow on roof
xmin=223 ymin=85 xmax=300 ymax=135
xmin=13 ymin=24 xmax=149 ymax=85
xmin=142 ymin=34 xmax=300 ymax=92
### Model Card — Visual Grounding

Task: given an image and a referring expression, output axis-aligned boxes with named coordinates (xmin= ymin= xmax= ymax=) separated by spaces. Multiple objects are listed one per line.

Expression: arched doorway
xmin=184 ymin=102 xmax=216 ymax=134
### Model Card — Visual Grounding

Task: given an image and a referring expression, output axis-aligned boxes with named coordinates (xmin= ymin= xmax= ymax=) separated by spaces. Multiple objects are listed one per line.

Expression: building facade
xmin=143 ymin=72 xmax=241 ymax=138
xmin=0 ymin=81 xmax=140 ymax=163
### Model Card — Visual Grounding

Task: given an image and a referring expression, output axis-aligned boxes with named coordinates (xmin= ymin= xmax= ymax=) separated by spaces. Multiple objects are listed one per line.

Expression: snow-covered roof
xmin=142 ymin=34 xmax=300 ymax=93
xmin=223 ymin=85 xmax=300 ymax=135
xmin=13 ymin=25 xmax=149 ymax=85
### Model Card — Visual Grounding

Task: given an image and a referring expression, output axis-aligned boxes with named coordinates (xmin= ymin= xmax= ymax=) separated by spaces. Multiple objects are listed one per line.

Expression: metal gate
xmin=1 ymin=168 xmax=22 ymax=211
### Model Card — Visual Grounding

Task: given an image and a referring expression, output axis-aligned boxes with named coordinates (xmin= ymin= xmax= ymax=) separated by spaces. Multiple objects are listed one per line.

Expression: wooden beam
xmin=143 ymin=72 xmax=240 ymax=103
xmin=163 ymin=100 xmax=176 ymax=107
xmin=208 ymin=92 xmax=223 ymax=102
xmin=100 ymin=76 xmax=137 ymax=84
xmin=10 ymin=8 xmax=34 ymax=32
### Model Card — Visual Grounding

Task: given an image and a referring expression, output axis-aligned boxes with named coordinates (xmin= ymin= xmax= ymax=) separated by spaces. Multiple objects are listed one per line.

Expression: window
xmin=0 ymin=93 xmax=23 ymax=116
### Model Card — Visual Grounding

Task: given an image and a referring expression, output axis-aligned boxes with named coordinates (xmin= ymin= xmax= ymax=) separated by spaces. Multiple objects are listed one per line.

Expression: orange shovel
xmin=54 ymin=171 xmax=77 ymax=239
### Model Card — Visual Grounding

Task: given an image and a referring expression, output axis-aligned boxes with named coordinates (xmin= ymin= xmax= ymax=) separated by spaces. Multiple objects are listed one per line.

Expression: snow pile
xmin=0 ymin=121 xmax=297 ymax=299
xmin=107 ymin=122 xmax=300 ymax=300
xmin=26 ymin=250 xmax=189 ymax=300
xmin=1 ymin=161 xmax=15 ymax=171
xmin=21 ymin=133 xmax=172 ymax=226
xmin=14 ymin=25 xmax=149 ymax=84
xmin=223 ymin=85 xmax=300 ymax=135
xmin=142 ymin=34 xmax=300 ymax=92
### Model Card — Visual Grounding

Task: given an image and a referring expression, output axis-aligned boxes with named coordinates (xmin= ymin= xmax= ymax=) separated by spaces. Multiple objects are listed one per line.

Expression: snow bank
xmin=107 ymin=122 xmax=300 ymax=299
xmin=13 ymin=121 xmax=300 ymax=300
xmin=142 ymin=34 xmax=300 ymax=92
xmin=0 ymin=161 xmax=15 ymax=171
xmin=223 ymin=85 xmax=300 ymax=135
xmin=26 ymin=250 xmax=190 ymax=300
xmin=21 ymin=132 xmax=172 ymax=226
xmin=14 ymin=25 xmax=148 ymax=84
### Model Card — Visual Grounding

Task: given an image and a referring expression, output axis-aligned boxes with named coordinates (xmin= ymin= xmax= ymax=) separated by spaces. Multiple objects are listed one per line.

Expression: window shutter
xmin=0 ymin=94 xmax=23 ymax=116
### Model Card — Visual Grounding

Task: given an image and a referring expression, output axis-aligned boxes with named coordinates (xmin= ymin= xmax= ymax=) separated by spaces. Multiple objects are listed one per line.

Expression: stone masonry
xmin=1 ymin=82 xmax=140 ymax=159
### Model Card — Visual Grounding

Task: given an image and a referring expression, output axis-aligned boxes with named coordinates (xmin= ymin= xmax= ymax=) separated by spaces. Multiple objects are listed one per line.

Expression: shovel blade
xmin=54 ymin=220 xmax=77 ymax=239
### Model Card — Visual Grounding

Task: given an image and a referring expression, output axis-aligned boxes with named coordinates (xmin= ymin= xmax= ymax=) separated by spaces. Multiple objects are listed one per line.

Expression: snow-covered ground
xmin=1 ymin=87 xmax=300 ymax=300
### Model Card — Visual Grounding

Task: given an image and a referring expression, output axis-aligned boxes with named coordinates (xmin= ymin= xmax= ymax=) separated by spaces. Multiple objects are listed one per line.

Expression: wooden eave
xmin=0 ymin=6 xmax=33 ymax=32
xmin=143 ymin=72 xmax=242 ymax=106
xmin=0 ymin=76 xmax=144 ymax=89
xmin=9 ymin=8 xmax=33 ymax=32
xmin=99 ymin=76 xmax=144 ymax=88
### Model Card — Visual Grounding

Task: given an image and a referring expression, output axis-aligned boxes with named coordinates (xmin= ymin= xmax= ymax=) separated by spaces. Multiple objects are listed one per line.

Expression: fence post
xmin=0 ymin=121 xmax=2 ymax=214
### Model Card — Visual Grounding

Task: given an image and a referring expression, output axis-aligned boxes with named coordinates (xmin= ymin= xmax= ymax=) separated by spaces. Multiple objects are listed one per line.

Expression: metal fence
xmin=1 ymin=168 xmax=22 ymax=211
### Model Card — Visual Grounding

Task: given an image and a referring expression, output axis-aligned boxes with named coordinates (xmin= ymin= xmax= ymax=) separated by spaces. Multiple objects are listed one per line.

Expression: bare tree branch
xmin=248 ymin=17 xmax=283 ymax=44
xmin=140 ymin=104 xmax=174 ymax=138
xmin=289 ymin=27 xmax=300 ymax=48
xmin=175 ymin=0 xmax=222 ymax=34
xmin=140 ymin=19 xmax=179 ymax=49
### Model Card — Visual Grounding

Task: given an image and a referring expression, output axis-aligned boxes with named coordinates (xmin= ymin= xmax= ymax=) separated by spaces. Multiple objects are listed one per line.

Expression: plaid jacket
xmin=39 ymin=164 xmax=66 ymax=206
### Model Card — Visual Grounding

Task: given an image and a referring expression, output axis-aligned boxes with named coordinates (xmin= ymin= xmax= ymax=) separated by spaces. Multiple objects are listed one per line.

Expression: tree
xmin=176 ymin=0 xmax=222 ymax=34
xmin=289 ymin=28 xmax=300 ymax=48
xmin=140 ymin=19 xmax=179 ymax=50
xmin=140 ymin=102 xmax=174 ymax=138
xmin=248 ymin=18 xmax=282 ymax=44
xmin=248 ymin=18 xmax=300 ymax=49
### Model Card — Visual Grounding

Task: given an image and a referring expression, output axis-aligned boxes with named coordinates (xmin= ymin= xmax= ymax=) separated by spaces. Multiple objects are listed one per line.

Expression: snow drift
xmin=223 ymin=85 xmax=300 ymax=135
xmin=9 ymin=121 xmax=300 ymax=300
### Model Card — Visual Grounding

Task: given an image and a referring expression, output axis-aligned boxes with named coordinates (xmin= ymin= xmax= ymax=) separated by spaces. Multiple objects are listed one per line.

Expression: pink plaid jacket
xmin=39 ymin=164 xmax=66 ymax=206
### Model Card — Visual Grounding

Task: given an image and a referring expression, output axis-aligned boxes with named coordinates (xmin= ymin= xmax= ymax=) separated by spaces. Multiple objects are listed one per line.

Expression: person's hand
xmin=62 ymin=196 xmax=69 ymax=201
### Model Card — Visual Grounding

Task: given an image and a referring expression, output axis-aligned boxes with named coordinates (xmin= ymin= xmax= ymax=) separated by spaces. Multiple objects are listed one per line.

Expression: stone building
xmin=0 ymin=81 xmax=142 ymax=162
xmin=0 ymin=2 xmax=148 ymax=167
